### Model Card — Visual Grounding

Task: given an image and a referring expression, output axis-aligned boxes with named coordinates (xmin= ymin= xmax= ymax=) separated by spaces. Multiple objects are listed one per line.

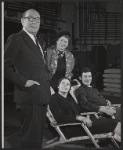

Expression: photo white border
xmin=1 ymin=1 xmax=4 ymax=149
xmin=1 ymin=0 xmax=122 ymax=149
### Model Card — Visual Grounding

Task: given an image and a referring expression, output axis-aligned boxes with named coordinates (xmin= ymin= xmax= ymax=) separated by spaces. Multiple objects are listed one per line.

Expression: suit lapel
xmin=19 ymin=30 xmax=45 ymax=65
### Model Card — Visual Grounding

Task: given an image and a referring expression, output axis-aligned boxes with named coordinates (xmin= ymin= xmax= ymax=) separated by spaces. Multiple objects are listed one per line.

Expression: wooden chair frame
xmin=44 ymin=85 xmax=120 ymax=148
xmin=44 ymin=105 xmax=119 ymax=148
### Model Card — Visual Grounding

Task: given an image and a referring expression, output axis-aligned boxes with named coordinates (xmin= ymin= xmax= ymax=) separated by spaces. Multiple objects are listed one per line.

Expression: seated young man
xmin=49 ymin=77 xmax=119 ymax=140
xmin=74 ymin=67 xmax=120 ymax=120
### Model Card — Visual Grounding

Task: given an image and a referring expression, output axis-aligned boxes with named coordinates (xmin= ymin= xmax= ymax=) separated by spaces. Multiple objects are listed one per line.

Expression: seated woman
xmin=75 ymin=67 xmax=120 ymax=119
xmin=49 ymin=77 xmax=119 ymax=139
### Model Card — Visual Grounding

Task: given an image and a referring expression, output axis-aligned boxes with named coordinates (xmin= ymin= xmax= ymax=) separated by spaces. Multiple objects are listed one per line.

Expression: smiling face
xmin=58 ymin=79 xmax=71 ymax=93
xmin=81 ymin=72 xmax=92 ymax=86
xmin=21 ymin=9 xmax=40 ymax=35
xmin=56 ymin=36 xmax=69 ymax=51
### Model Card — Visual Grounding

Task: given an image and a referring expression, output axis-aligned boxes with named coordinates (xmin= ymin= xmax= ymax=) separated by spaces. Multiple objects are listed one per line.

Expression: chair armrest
xmin=53 ymin=122 xmax=82 ymax=127
xmin=80 ymin=112 xmax=98 ymax=116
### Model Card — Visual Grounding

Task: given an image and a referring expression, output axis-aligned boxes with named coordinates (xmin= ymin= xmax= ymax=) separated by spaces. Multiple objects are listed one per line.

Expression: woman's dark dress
xmin=50 ymin=55 xmax=66 ymax=91
xmin=49 ymin=93 xmax=118 ymax=139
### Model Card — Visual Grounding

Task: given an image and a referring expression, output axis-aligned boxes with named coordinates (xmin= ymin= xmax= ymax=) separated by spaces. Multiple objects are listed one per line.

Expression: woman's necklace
xmin=57 ymin=48 xmax=65 ymax=58
xmin=58 ymin=51 xmax=65 ymax=58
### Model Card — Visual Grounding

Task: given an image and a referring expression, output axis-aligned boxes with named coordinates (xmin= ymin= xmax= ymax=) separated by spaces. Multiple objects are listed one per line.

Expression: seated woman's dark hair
xmin=57 ymin=77 xmax=71 ymax=89
xmin=80 ymin=67 xmax=91 ymax=75
xmin=80 ymin=67 xmax=96 ymax=87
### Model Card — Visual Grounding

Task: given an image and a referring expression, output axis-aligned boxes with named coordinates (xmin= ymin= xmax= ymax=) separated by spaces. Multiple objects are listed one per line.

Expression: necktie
xmin=34 ymin=36 xmax=46 ymax=64
xmin=35 ymin=36 xmax=42 ymax=52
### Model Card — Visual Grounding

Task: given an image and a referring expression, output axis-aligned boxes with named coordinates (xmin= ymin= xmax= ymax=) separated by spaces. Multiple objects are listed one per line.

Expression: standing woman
xmin=47 ymin=31 xmax=75 ymax=91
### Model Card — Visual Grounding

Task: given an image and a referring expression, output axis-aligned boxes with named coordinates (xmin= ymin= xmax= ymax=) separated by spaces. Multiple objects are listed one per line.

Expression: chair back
xmin=50 ymin=86 xmax=55 ymax=95
xmin=69 ymin=86 xmax=78 ymax=103
xmin=69 ymin=79 xmax=81 ymax=103
xmin=47 ymin=105 xmax=57 ymax=126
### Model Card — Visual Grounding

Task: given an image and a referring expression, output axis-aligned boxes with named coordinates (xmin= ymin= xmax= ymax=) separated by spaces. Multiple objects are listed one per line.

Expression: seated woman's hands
xmin=99 ymin=106 xmax=116 ymax=116
xmin=76 ymin=115 xmax=92 ymax=127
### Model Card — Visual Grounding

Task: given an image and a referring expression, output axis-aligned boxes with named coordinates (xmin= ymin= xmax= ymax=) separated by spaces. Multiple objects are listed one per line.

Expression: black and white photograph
xmin=1 ymin=0 xmax=122 ymax=149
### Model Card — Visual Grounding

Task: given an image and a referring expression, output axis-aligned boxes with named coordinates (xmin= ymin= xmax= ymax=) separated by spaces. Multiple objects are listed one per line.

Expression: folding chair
xmin=44 ymin=105 xmax=119 ymax=148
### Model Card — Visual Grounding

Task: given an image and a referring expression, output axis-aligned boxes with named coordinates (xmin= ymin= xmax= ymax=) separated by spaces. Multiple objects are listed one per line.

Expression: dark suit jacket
xmin=4 ymin=30 xmax=51 ymax=105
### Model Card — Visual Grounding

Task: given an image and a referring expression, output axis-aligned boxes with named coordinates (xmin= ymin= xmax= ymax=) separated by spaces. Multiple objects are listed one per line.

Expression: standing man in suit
xmin=4 ymin=9 xmax=51 ymax=148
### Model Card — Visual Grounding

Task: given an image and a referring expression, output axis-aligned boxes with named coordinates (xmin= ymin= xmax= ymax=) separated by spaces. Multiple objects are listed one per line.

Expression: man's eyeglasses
xmin=23 ymin=17 xmax=40 ymax=23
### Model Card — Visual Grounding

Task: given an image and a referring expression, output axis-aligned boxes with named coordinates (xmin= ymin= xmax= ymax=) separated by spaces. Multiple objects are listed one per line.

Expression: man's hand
xmin=25 ymin=80 xmax=40 ymax=87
